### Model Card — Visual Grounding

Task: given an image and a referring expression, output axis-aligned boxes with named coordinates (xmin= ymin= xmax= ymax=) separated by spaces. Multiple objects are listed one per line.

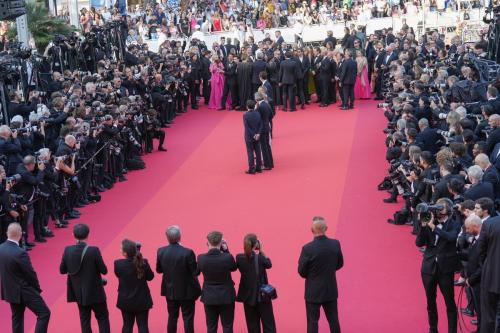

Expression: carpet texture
xmin=0 ymin=101 xmax=454 ymax=332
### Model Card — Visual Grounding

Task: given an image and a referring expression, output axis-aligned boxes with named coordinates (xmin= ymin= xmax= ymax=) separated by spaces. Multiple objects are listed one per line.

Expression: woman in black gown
xmin=237 ymin=53 xmax=253 ymax=110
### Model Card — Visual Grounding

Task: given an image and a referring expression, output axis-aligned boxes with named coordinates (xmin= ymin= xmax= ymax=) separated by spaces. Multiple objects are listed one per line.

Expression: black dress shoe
xmin=65 ymin=213 xmax=79 ymax=220
xmin=289 ymin=109 xmax=297 ymax=112
xmin=118 ymin=175 xmax=127 ymax=182
xmin=71 ymin=209 xmax=81 ymax=215
xmin=159 ymin=146 xmax=167 ymax=152
xmin=460 ymin=308 xmax=474 ymax=317
xmin=300 ymin=105 xmax=305 ymax=110
xmin=245 ymin=170 xmax=256 ymax=175
xmin=191 ymin=105 xmax=199 ymax=110
xmin=387 ymin=219 xmax=396 ymax=224
xmin=383 ymin=197 xmax=397 ymax=203
xmin=348 ymin=105 xmax=354 ymax=109
xmin=79 ymin=199 xmax=90 ymax=206
xmin=25 ymin=241 xmax=35 ymax=247
xmin=35 ymin=237 xmax=47 ymax=243
xmin=42 ymin=228 xmax=54 ymax=237
xmin=263 ymin=167 xmax=273 ymax=170
xmin=256 ymin=168 xmax=262 ymax=173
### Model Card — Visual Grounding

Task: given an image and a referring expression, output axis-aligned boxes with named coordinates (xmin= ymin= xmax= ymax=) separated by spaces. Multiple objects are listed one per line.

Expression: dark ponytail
xmin=243 ymin=233 xmax=258 ymax=261
xmin=122 ymin=239 xmax=145 ymax=280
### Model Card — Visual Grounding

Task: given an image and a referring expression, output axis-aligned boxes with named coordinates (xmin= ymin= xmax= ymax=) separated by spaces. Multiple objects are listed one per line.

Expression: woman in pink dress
xmin=354 ymin=50 xmax=371 ymax=99
xmin=208 ymin=56 xmax=230 ymax=109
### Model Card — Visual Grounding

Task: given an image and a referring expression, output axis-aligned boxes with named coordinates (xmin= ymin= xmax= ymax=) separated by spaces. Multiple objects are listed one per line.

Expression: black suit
xmin=200 ymin=56 xmax=212 ymax=105
xmin=298 ymin=235 xmax=343 ymax=333
xmin=0 ymin=240 xmax=50 ymax=333
xmin=252 ymin=60 xmax=267 ymax=94
xmin=279 ymin=58 xmax=300 ymax=111
xmin=60 ymin=241 xmax=110 ymax=333
xmin=478 ymin=216 xmax=500 ymax=333
xmin=197 ymin=248 xmax=237 ymax=333
xmin=257 ymin=101 xmax=274 ymax=169
xmin=416 ymin=127 xmax=444 ymax=155
xmin=243 ymin=110 xmax=263 ymax=172
xmin=483 ymin=165 xmax=500 ymax=198
xmin=416 ymin=218 xmax=460 ymax=333
xmin=236 ymin=253 xmax=277 ymax=333
xmin=295 ymin=56 xmax=310 ymax=107
xmin=339 ymin=58 xmax=357 ymax=108
xmin=318 ymin=57 xmax=333 ymax=106
xmin=114 ymin=258 xmax=154 ymax=333
xmin=464 ymin=181 xmax=495 ymax=201
xmin=221 ymin=61 xmax=238 ymax=109
xmin=156 ymin=243 xmax=201 ymax=333
xmin=462 ymin=237 xmax=482 ymax=329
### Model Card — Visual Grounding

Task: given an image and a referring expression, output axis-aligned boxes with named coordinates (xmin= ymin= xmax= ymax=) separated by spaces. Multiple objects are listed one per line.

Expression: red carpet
xmin=0 ymin=101 xmax=454 ymax=332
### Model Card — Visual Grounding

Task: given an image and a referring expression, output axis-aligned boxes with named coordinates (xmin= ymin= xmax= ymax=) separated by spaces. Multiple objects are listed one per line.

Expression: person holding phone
xmin=197 ymin=231 xmax=237 ymax=333
xmin=236 ymin=234 xmax=277 ymax=333
xmin=114 ymin=239 xmax=154 ymax=333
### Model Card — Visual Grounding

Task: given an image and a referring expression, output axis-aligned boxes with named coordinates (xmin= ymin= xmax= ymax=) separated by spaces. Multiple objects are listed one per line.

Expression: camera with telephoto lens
xmin=6 ymin=174 xmax=21 ymax=186
xmin=416 ymin=203 xmax=445 ymax=223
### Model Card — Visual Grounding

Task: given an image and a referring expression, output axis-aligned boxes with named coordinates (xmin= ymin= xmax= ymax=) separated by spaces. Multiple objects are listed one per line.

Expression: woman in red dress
xmin=212 ymin=12 xmax=222 ymax=32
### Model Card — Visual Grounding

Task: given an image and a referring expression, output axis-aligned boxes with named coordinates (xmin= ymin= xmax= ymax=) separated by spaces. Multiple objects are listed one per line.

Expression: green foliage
xmin=8 ymin=2 xmax=75 ymax=51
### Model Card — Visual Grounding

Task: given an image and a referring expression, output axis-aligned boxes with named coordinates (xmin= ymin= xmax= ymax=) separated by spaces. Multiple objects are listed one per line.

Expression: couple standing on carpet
xmin=243 ymin=91 xmax=275 ymax=175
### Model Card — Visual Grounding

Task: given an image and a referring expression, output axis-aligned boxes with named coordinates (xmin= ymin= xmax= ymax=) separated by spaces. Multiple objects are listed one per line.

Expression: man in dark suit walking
xmin=156 ymin=225 xmax=201 ymax=333
xmin=478 ymin=215 xmax=500 ymax=332
xmin=279 ymin=51 xmax=300 ymax=112
xmin=243 ymin=100 xmax=262 ymax=174
xmin=255 ymin=92 xmax=274 ymax=170
xmin=198 ymin=231 xmax=237 ymax=333
xmin=0 ymin=223 xmax=50 ymax=333
xmin=298 ymin=216 xmax=344 ymax=333
xmin=339 ymin=50 xmax=357 ymax=110
xmin=60 ymin=224 xmax=110 ymax=333
xmin=416 ymin=199 xmax=460 ymax=333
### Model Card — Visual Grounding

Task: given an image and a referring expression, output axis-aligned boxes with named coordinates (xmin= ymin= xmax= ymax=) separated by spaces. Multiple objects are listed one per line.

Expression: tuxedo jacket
xmin=463 ymin=239 xmax=482 ymax=287
xmin=0 ymin=240 xmax=42 ymax=304
xmin=416 ymin=218 xmax=461 ymax=275
xmin=478 ymin=216 xmax=500 ymax=293
xmin=252 ymin=60 xmax=267 ymax=85
xmin=298 ymin=235 xmax=344 ymax=303
xmin=114 ymin=258 xmax=154 ymax=311
xmin=295 ymin=56 xmax=311 ymax=79
xmin=339 ymin=58 xmax=357 ymax=85
xmin=279 ymin=58 xmax=300 ymax=85
xmin=156 ymin=243 xmax=201 ymax=301
xmin=257 ymin=101 xmax=273 ymax=134
xmin=197 ymin=249 xmax=237 ymax=305
xmin=59 ymin=242 xmax=108 ymax=306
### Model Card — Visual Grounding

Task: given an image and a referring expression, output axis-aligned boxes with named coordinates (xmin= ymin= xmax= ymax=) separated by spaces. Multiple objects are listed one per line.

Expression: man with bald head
xmin=486 ymin=114 xmax=500 ymax=155
xmin=0 ymin=223 xmax=51 ymax=332
xmin=298 ymin=216 xmax=344 ymax=333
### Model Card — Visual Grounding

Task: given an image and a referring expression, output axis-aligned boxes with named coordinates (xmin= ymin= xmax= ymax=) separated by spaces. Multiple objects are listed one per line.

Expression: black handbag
xmin=254 ymin=254 xmax=277 ymax=302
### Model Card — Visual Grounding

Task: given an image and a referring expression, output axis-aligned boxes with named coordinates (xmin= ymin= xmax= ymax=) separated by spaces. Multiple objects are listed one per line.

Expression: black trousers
xmin=319 ymin=77 xmax=331 ymax=105
xmin=221 ymin=80 xmax=238 ymax=109
xmin=121 ymin=309 xmax=149 ymax=333
xmin=245 ymin=139 xmax=262 ymax=171
xmin=146 ymin=129 xmax=165 ymax=152
xmin=282 ymin=83 xmax=296 ymax=110
xmin=421 ymin=272 xmax=457 ymax=333
xmin=189 ymin=83 xmax=199 ymax=108
xmin=10 ymin=294 xmax=51 ymax=333
xmin=77 ymin=302 xmax=111 ymax=333
xmin=303 ymin=75 xmax=310 ymax=102
xmin=260 ymin=132 xmax=274 ymax=169
xmin=305 ymin=300 xmax=340 ymax=333
xmin=375 ymin=71 xmax=383 ymax=98
xmin=329 ymin=81 xmax=337 ymax=103
xmin=480 ymin=290 xmax=500 ymax=333
xmin=341 ymin=84 xmax=355 ymax=108
xmin=202 ymin=78 xmax=211 ymax=105
xmin=167 ymin=299 xmax=195 ymax=333
xmin=296 ymin=78 xmax=305 ymax=106
xmin=470 ymin=284 xmax=481 ymax=330
xmin=204 ymin=303 xmax=235 ymax=333
xmin=243 ymin=301 xmax=277 ymax=333
xmin=271 ymin=82 xmax=281 ymax=106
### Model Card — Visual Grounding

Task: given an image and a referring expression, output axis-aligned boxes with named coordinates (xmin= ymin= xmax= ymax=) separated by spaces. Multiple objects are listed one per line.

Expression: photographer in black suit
xmin=298 ymin=216 xmax=344 ymax=333
xmin=114 ymin=239 xmax=154 ymax=333
xmin=338 ymin=49 xmax=357 ymax=110
xmin=156 ymin=225 xmax=201 ymax=333
xmin=478 ymin=215 xmax=500 ymax=333
xmin=197 ymin=231 xmax=237 ymax=333
xmin=0 ymin=223 xmax=50 ymax=333
xmin=236 ymin=233 xmax=277 ymax=333
xmin=416 ymin=198 xmax=460 ymax=333
xmin=59 ymin=223 xmax=110 ymax=333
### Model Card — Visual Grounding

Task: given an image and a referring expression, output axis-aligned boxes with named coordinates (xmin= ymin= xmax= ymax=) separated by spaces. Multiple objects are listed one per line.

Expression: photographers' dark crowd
xmin=375 ymin=21 xmax=500 ymax=333
xmin=0 ymin=216 xmax=343 ymax=333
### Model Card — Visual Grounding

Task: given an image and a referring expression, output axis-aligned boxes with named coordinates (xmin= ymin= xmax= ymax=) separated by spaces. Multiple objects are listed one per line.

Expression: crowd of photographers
xmin=377 ymin=21 xmax=500 ymax=332
xmin=0 ymin=18 xmax=184 ymax=250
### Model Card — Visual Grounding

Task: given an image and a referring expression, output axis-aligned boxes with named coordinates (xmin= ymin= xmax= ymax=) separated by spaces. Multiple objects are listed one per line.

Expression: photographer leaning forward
xmin=415 ymin=198 xmax=461 ymax=333
xmin=60 ymin=223 xmax=110 ymax=333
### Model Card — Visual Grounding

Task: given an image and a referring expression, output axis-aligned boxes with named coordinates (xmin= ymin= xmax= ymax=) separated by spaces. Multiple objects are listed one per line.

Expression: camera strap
xmin=68 ymin=244 xmax=89 ymax=276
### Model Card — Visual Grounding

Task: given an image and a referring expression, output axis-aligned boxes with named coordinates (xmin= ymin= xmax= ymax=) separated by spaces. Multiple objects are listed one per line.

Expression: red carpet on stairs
xmin=0 ymin=101 xmax=454 ymax=332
